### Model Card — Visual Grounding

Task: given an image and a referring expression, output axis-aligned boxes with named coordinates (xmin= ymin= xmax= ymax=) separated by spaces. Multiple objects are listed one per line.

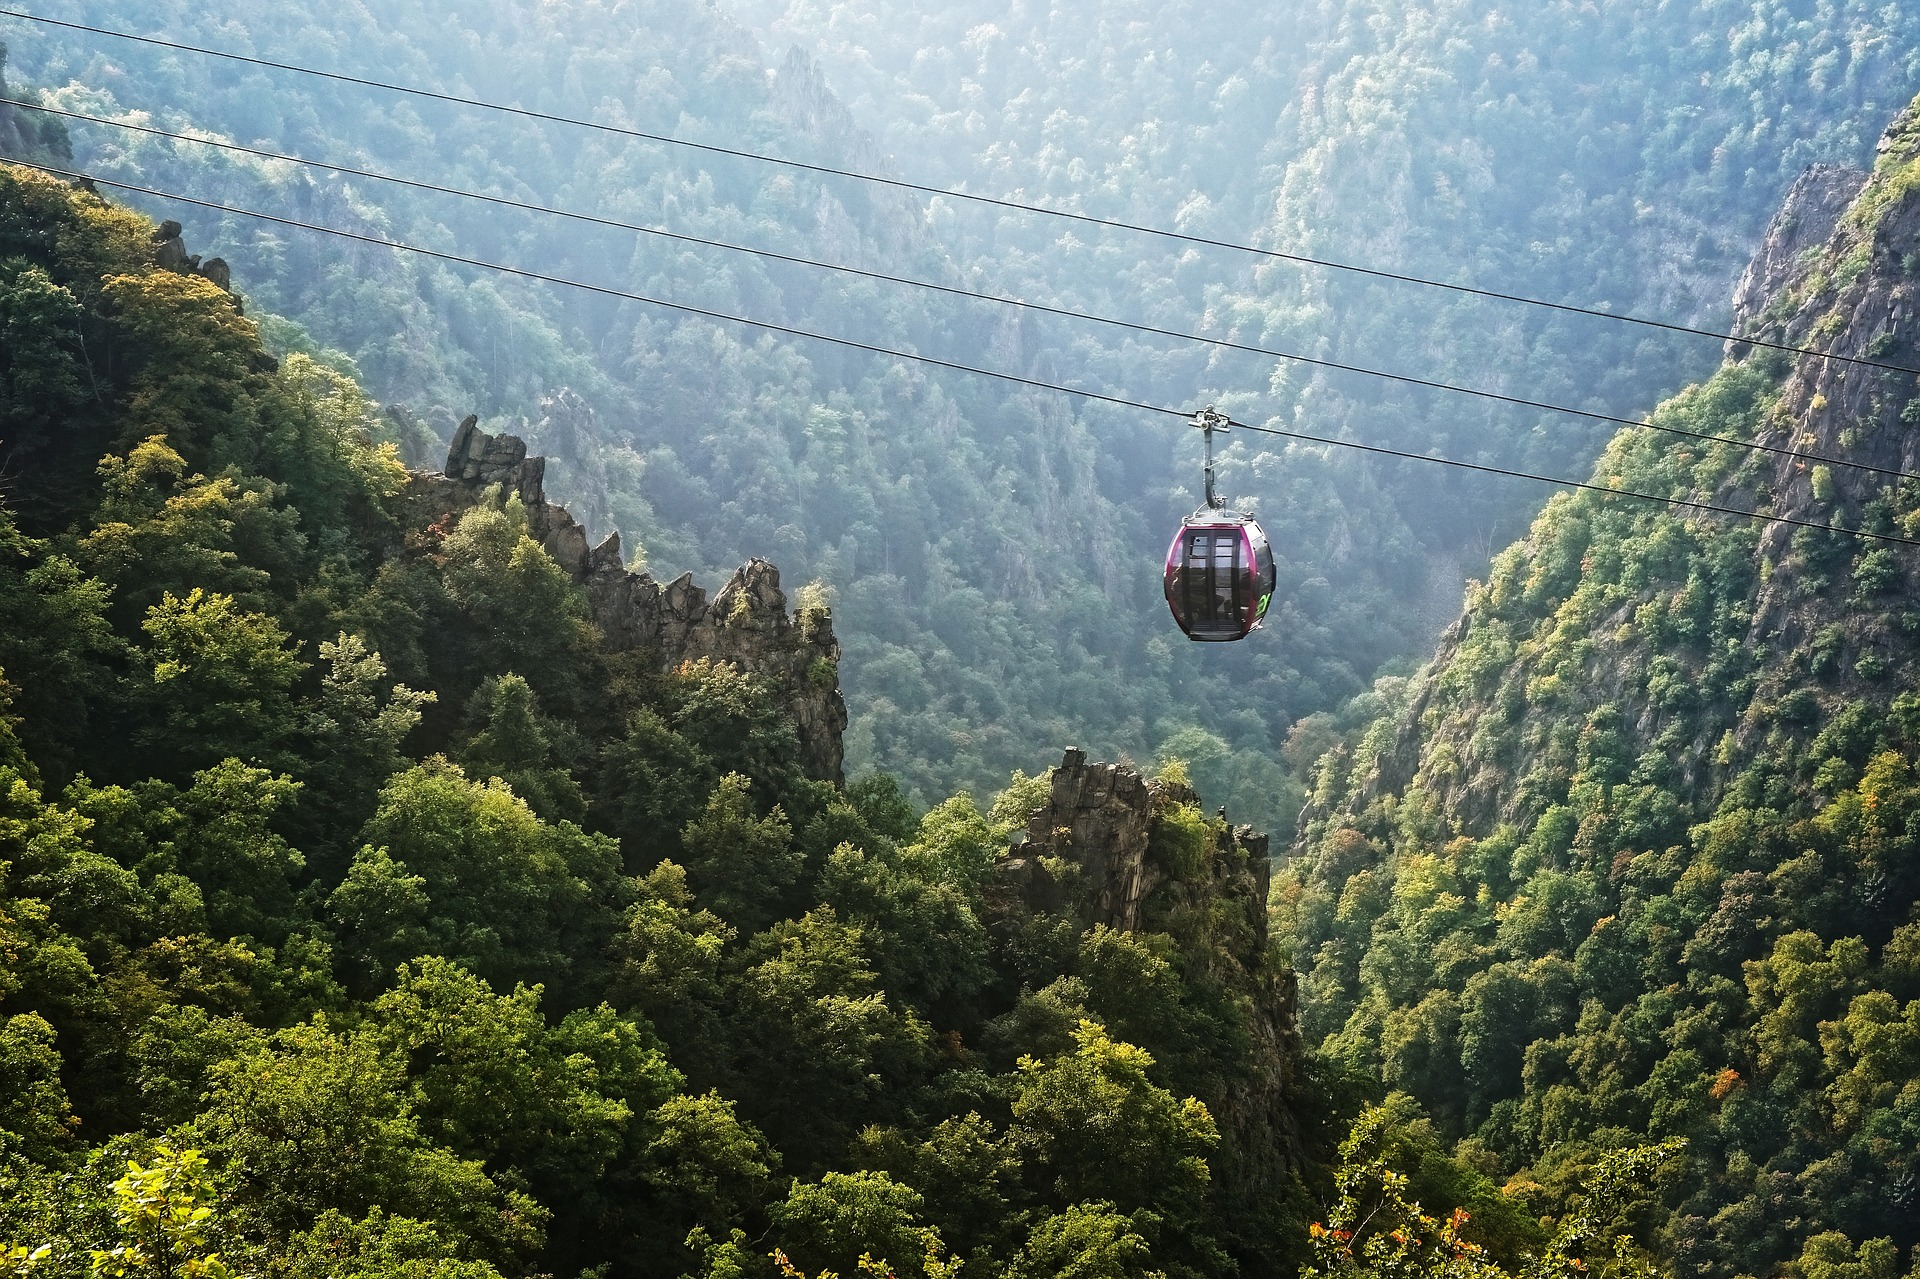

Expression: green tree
xmin=185 ymin=1018 xmax=541 ymax=1261
xmin=370 ymin=957 xmax=676 ymax=1204
xmin=350 ymin=759 xmax=627 ymax=991
xmin=1008 ymin=1203 xmax=1164 ymax=1279
xmin=0 ymin=1013 xmax=75 ymax=1163
xmin=1306 ymin=1105 xmax=1681 ymax=1278
xmin=455 ymin=674 xmax=583 ymax=823
xmin=1009 ymin=1021 xmax=1218 ymax=1224
xmin=138 ymin=589 xmax=304 ymax=774
xmin=770 ymin=1171 xmax=952 ymax=1279
xmin=608 ymin=861 xmax=736 ymax=1085
xmin=275 ymin=1209 xmax=505 ymax=1279
xmin=87 ymin=1146 xmax=237 ymax=1279
xmin=680 ymin=774 xmax=800 ymax=936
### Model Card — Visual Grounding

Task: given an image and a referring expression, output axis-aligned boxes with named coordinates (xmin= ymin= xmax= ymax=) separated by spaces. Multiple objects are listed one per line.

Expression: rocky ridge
xmin=990 ymin=748 xmax=1303 ymax=1217
xmin=1300 ymin=96 xmax=1920 ymax=840
xmin=403 ymin=416 xmax=848 ymax=783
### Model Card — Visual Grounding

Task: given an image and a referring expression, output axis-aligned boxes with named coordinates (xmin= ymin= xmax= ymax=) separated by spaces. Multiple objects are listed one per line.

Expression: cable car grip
xmin=1191 ymin=405 xmax=1230 ymax=509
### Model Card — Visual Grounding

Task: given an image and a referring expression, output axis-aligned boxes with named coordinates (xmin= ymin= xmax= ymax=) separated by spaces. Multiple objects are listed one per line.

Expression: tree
xmin=86 ymin=1146 xmax=238 ymax=1279
xmin=770 ymin=1171 xmax=954 ymax=1279
xmin=138 ymin=589 xmax=304 ymax=774
xmin=275 ymin=1209 xmax=505 ymax=1279
xmin=729 ymin=908 xmax=928 ymax=1165
xmin=1008 ymin=1021 xmax=1218 ymax=1224
xmin=369 ymin=957 xmax=676 ymax=1204
xmin=668 ymin=660 xmax=803 ymax=810
xmin=680 ymin=774 xmax=801 ymax=936
xmin=1306 ymin=1105 xmax=1682 ymax=1279
xmin=455 ymin=674 xmax=583 ymax=823
xmin=607 ymin=861 xmax=736 ymax=1084
xmin=1008 ymin=1203 xmax=1165 ymax=1279
xmin=593 ymin=707 xmax=714 ymax=868
xmin=296 ymin=633 xmax=433 ymax=865
xmin=437 ymin=502 xmax=599 ymax=713
xmin=185 ymin=1018 xmax=541 ymax=1261
xmin=350 ymin=758 xmax=627 ymax=992
xmin=0 ymin=1013 xmax=75 ymax=1163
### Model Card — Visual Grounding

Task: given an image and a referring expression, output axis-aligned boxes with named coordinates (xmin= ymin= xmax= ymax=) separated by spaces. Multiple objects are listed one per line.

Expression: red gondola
xmin=1163 ymin=409 xmax=1276 ymax=643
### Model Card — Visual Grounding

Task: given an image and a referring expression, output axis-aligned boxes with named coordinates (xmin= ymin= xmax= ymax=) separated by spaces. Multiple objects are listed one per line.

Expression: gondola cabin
xmin=1163 ymin=512 xmax=1275 ymax=642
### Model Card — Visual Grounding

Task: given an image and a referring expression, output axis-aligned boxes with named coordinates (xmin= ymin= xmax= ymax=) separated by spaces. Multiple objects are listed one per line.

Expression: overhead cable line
xmin=4 ymin=5 xmax=1916 ymax=381
xmin=9 ymin=96 xmax=1913 ymax=487
xmin=4 ymin=156 xmax=1915 ymax=550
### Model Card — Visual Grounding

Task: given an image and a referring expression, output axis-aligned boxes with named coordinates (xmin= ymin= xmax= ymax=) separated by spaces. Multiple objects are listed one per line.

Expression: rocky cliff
xmin=1303 ymin=103 xmax=1920 ymax=840
xmin=1273 ymin=97 xmax=1920 ymax=1276
xmin=990 ymin=749 xmax=1304 ymax=1231
xmin=402 ymin=416 xmax=848 ymax=783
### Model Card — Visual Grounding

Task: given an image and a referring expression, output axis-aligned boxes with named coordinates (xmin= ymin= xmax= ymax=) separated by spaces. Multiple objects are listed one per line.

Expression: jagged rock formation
xmin=403 ymin=416 xmax=848 ymax=783
xmin=149 ymin=220 xmax=234 ymax=296
xmin=1728 ymin=164 xmax=1868 ymax=339
xmin=997 ymin=748 xmax=1274 ymax=939
xmin=990 ymin=749 xmax=1303 ymax=1217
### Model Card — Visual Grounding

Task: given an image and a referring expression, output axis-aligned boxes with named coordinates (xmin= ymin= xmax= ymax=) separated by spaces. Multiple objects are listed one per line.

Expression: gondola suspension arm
xmin=1194 ymin=405 xmax=1230 ymax=510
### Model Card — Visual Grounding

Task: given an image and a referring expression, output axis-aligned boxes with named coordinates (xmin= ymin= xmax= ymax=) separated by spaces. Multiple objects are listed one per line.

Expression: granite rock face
xmin=149 ymin=220 xmax=235 ymax=297
xmin=402 ymin=417 xmax=848 ymax=783
xmin=1728 ymin=164 xmax=1868 ymax=341
xmin=989 ymin=748 xmax=1302 ymax=1212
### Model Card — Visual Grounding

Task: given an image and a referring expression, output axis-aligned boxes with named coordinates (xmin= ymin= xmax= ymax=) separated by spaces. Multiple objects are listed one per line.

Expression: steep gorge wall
xmin=401 ymin=417 xmax=849 ymax=783
xmin=1277 ymin=98 xmax=1920 ymax=1274
xmin=1307 ymin=116 xmax=1920 ymax=839
xmin=991 ymin=749 xmax=1305 ymax=1217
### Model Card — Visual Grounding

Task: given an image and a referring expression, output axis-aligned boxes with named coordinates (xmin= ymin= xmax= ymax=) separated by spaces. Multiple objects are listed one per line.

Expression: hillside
xmin=0 ymin=164 xmax=1318 ymax=1278
xmin=1278 ymin=96 xmax=1920 ymax=1277
xmin=0 ymin=3 xmax=1301 ymax=829
xmin=8 ymin=3 xmax=1920 ymax=837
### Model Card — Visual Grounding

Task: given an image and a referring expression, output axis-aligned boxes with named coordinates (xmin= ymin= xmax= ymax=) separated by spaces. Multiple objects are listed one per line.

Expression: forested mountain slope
xmin=0 ymin=164 xmax=1319 ymax=1278
xmin=724 ymin=0 xmax=1920 ymax=798
xmin=0 ymin=1 xmax=1306 ymax=829
xmin=10 ymin=3 xmax=1920 ymax=833
xmin=1278 ymin=95 xmax=1920 ymax=1278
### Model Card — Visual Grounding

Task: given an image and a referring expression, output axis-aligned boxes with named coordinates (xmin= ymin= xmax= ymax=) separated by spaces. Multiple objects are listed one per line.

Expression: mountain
xmin=0 ymin=162 xmax=1317 ymax=1278
xmin=1278 ymin=95 xmax=1920 ymax=1277
xmin=10 ymin=3 xmax=1920 ymax=838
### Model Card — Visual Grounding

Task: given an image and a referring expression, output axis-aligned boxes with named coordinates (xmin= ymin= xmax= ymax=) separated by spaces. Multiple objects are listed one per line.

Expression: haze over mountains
xmin=6 ymin=1 xmax=1917 ymax=831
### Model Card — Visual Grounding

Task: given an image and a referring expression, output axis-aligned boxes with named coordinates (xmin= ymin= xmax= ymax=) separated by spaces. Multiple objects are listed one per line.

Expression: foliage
xmin=1308 ymin=1105 xmax=1680 ymax=1279
xmin=1280 ymin=172 xmax=1920 ymax=1273
xmin=0 ymin=162 xmax=1342 ymax=1279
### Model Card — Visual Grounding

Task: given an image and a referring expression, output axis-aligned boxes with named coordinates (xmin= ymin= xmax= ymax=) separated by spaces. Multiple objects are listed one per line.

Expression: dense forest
xmin=5 ymin=2 xmax=1920 ymax=833
xmin=1279 ymin=96 xmax=1920 ymax=1279
xmin=8 ymin=4 xmax=1920 ymax=1277
xmin=0 ymin=160 xmax=1336 ymax=1276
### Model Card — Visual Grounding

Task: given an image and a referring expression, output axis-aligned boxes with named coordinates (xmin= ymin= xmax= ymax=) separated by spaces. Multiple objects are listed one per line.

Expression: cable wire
xmin=10 ymin=95 xmax=1913 ymax=487
xmin=4 ymin=156 xmax=1913 ymax=550
xmin=4 ymin=5 xmax=1916 ymax=380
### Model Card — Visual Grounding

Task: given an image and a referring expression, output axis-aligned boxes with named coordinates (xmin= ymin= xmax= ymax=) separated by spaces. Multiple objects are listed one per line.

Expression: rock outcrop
xmin=995 ymin=748 xmax=1274 ymax=942
xmin=149 ymin=220 xmax=234 ymax=296
xmin=989 ymin=749 xmax=1303 ymax=1216
xmin=402 ymin=416 xmax=848 ymax=783
xmin=1728 ymin=164 xmax=1868 ymax=340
